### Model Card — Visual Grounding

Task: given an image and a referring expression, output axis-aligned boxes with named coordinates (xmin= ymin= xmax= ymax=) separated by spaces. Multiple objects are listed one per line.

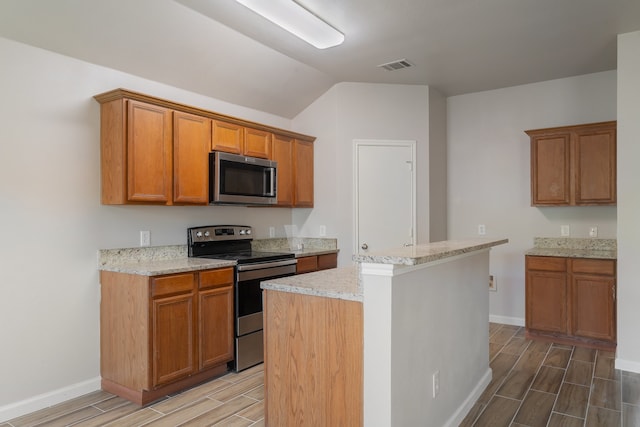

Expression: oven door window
xmin=237 ymin=278 xmax=262 ymax=318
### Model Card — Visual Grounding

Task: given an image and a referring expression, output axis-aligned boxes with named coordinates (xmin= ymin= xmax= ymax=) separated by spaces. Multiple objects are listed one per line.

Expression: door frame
xmin=353 ymin=139 xmax=417 ymax=255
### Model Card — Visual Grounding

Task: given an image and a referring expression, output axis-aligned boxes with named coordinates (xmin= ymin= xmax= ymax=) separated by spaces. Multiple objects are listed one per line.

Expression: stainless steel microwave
xmin=209 ymin=151 xmax=277 ymax=205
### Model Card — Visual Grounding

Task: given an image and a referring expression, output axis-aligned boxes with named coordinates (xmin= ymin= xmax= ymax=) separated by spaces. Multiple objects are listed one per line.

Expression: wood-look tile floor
xmin=4 ymin=323 xmax=640 ymax=426
xmin=462 ymin=323 xmax=640 ymax=427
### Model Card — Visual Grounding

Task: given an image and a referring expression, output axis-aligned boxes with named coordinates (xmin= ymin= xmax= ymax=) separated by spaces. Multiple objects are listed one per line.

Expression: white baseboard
xmin=0 ymin=377 xmax=101 ymax=423
xmin=444 ymin=367 xmax=492 ymax=427
xmin=489 ymin=314 xmax=524 ymax=327
xmin=615 ymin=358 xmax=640 ymax=374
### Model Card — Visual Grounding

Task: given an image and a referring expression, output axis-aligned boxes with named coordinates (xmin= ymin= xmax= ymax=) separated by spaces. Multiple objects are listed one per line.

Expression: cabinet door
xmin=296 ymin=256 xmax=318 ymax=274
xmin=526 ymin=270 xmax=567 ymax=334
xmin=294 ymin=140 xmax=314 ymax=207
xmin=530 ymin=133 xmax=570 ymax=206
xmin=152 ymin=292 xmax=196 ymax=387
xmin=173 ymin=112 xmax=210 ymax=204
xmin=199 ymin=284 xmax=234 ymax=370
xmin=127 ymin=100 xmax=172 ymax=203
xmin=244 ymin=128 xmax=272 ymax=159
xmin=574 ymin=125 xmax=616 ymax=205
xmin=272 ymin=134 xmax=294 ymax=206
xmin=318 ymin=253 xmax=338 ymax=270
xmin=571 ymin=274 xmax=616 ymax=341
xmin=212 ymin=120 xmax=243 ymax=154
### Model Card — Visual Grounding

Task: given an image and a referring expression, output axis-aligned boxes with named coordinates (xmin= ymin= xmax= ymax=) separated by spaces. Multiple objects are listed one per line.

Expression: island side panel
xmin=362 ymin=250 xmax=492 ymax=426
xmin=263 ymin=290 xmax=363 ymax=426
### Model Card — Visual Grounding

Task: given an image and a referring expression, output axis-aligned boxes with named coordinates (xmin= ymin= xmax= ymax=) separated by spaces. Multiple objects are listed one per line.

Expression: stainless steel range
xmin=187 ymin=225 xmax=296 ymax=372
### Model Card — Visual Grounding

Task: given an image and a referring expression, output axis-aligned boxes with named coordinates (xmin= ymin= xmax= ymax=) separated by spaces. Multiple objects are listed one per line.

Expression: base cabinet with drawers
xmin=100 ymin=267 xmax=234 ymax=405
xmin=296 ymin=253 xmax=338 ymax=274
xmin=525 ymin=255 xmax=616 ymax=350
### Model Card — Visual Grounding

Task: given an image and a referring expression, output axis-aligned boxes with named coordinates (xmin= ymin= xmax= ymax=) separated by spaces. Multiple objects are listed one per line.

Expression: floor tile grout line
xmin=546 ymin=345 xmax=578 ymax=427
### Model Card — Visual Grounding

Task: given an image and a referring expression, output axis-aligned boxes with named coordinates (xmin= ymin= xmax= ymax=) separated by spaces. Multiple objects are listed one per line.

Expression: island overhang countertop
xmin=260 ymin=238 xmax=508 ymax=301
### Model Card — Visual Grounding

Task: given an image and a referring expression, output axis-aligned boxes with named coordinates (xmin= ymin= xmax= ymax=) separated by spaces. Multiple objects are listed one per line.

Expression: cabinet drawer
xmin=199 ymin=267 xmax=234 ymax=289
xmin=526 ymin=256 xmax=567 ymax=272
xmin=296 ymin=256 xmax=318 ymax=274
xmin=318 ymin=253 xmax=337 ymax=270
xmin=571 ymin=259 xmax=615 ymax=276
xmin=152 ymin=273 xmax=195 ymax=297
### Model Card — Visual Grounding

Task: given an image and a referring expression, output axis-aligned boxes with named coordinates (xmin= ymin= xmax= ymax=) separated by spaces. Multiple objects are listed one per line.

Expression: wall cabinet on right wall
xmin=526 ymin=121 xmax=616 ymax=206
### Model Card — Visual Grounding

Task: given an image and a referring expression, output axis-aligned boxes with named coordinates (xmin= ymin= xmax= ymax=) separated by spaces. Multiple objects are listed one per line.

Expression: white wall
xmin=616 ymin=31 xmax=640 ymax=373
xmin=447 ymin=71 xmax=617 ymax=324
xmin=292 ymin=82 xmax=431 ymax=266
xmin=429 ymin=89 xmax=448 ymax=242
xmin=0 ymin=37 xmax=296 ymax=419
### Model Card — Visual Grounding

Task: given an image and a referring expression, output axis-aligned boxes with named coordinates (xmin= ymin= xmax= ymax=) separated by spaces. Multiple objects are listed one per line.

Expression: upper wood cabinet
xmin=212 ymin=121 xmax=272 ymax=159
xmin=272 ymin=135 xmax=314 ymax=207
xmin=294 ymin=139 xmax=314 ymax=207
xmin=123 ymin=100 xmax=172 ymax=204
xmin=211 ymin=120 xmax=243 ymax=154
xmin=244 ymin=127 xmax=272 ymax=159
xmin=526 ymin=121 xmax=616 ymax=206
xmin=95 ymin=89 xmax=315 ymax=206
xmin=272 ymin=134 xmax=294 ymax=206
xmin=173 ymin=112 xmax=211 ymax=204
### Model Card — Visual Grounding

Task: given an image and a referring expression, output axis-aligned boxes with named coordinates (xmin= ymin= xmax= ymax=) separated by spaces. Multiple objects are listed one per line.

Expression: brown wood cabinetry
xmin=263 ymin=290 xmax=363 ymax=426
xmin=100 ymin=267 xmax=234 ymax=405
xmin=173 ymin=111 xmax=210 ymax=204
xmin=294 ymin=139 xmax=314 ymax=207
xmin=525 ymin=255 xmax=616 ymax=350
xmin=95 ymin=89 xmax=315 ymax=207
xmin=272 ymin=134 xmax=294 ymax=206
xmin=526 ymin=121 xmax=616 ymax=206
xmin=272 ymin=135 xmax=314 ymax=207
xmin=296 ymin=253 xmax=338 ymax=274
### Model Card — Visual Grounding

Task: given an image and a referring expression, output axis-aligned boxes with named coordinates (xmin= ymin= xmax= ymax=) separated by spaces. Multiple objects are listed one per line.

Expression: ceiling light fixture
xmin=234 ymin=0 xmax=344 ymax=49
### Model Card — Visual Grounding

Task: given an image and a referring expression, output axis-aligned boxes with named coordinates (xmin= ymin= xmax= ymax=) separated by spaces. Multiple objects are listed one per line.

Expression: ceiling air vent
xmin=378 ymin=59 xmax=413 ymax=71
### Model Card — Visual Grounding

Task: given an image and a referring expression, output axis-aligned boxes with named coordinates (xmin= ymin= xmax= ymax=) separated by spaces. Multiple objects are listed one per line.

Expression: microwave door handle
xmin=267 ymin=168 xmax=276 ymax=196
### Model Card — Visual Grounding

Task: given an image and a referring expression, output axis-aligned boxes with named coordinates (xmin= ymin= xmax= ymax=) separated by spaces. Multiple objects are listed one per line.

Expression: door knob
xmin=403 ymin=243 xmax=413 ymax=247
xmin=361 ymin=243 xmax=368 ymax=250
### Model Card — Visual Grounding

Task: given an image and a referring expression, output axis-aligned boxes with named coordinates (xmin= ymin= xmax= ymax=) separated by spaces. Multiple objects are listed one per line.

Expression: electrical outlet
xmin=269 ymin=227 xmax=275 ymax=238
xmin=140 ymin=230 xmax=150 ymax=247
xmin=561 ymin=225 xmax=570 ymax=237
xmin=432 ymin=370 xmax=440 ymax=398
xmin=589 ymin=226 xmax=598 ymax=238
xmin=319 ymin=225 xmax=326 ymax=236
xmin=478 ymin=224 xmax=486 ymax=235
xmin=489 ymin=275 xmax=497 ymax=291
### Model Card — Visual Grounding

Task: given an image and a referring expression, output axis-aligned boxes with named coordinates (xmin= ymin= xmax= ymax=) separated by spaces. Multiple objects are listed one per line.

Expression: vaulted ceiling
xmin=1 ymin=0 xmax=639 ymax=118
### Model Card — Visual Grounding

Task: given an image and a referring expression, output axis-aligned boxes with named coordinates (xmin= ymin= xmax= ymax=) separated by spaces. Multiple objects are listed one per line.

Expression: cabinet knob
xmin=361 ymin=243 xmax=368 ymax=250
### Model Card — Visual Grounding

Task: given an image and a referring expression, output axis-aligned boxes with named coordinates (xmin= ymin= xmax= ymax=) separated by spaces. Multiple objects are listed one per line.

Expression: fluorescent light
xmin=234 ymin=0 xmax=344 ymax=49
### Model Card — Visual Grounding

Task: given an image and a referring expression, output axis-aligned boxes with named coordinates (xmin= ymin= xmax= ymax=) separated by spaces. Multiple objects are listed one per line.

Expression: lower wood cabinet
xmin=100 ymin=267 xmax=234 ymax=405
xmin=296 ymin=252 xmax=338 ymax=274
xmin=263 ymin=290 xmax=363 ymax=426
xmin=525 ymin=255 xmax=616 ymax=350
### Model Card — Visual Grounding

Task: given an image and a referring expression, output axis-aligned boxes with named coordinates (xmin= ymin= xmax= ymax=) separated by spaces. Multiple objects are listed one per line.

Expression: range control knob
xmin=246 ymin=229 xmax=252 ymax=235
xmin=239 ymin=229 xmax=246 ymax=235
xmin=196 ymin=231 xmax=203 ymax=238
xmin=204 ymin=231 xmax=210 ymax=237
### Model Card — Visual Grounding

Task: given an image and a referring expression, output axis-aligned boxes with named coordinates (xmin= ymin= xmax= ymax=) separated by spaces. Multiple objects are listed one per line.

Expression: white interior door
xmin=354 ymin=140 xmax=416 ymax=254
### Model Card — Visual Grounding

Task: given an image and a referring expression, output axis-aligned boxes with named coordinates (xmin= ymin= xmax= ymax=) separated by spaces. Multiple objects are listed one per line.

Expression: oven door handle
xmin=236 ymin=258 xmax=298 ymax=272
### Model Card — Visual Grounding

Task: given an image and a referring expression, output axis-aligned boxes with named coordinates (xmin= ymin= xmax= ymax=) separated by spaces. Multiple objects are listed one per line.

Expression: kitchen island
xmin=261 ymin=237 xmax=508 ymax=427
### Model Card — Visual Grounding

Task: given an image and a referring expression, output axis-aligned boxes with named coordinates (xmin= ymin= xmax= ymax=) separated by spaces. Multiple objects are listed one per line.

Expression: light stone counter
xmin=251 ymin=237 xmax=338 ymax=258
xmin=97 ymin=244 xmax=235 ymax=276
xmin=261 ymin=266 xmax=361 ymax=302
xmin=525 ymin=237 xmax=617 ymax=260
xmin=353 ymin=237 xmax=509 ymax=266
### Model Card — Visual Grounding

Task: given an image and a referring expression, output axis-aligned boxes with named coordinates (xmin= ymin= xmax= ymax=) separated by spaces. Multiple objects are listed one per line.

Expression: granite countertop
xmin=99 ymin=258 xmax=236 ymax=276
xmin=98 ymin=238 xmax=339 ymax=276
xmin=261 ymin=265 xmax=362 ymax=302
xmin=525 ymin=237 xmax=617 ymax=260
xmin=352 ymin=238 xmax=509 ymax=266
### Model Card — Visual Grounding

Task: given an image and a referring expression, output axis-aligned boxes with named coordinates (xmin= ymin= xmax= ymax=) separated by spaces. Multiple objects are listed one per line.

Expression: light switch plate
xmin=561 ymin=225 xmax=570 ymax=237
